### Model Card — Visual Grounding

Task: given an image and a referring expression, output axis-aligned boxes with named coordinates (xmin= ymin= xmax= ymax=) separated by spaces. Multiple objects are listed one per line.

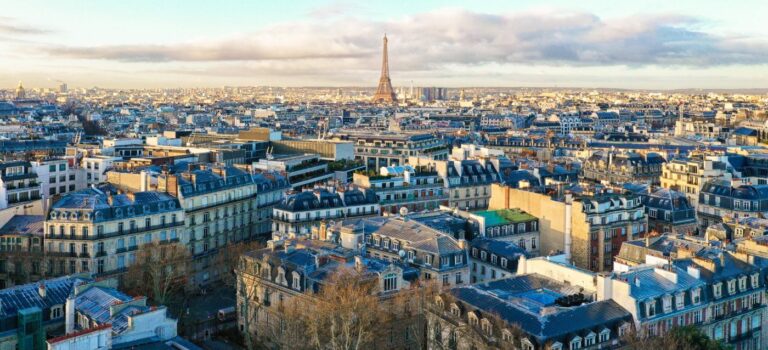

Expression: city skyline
xmin=2 ymin=0 xmax=768 ymax=89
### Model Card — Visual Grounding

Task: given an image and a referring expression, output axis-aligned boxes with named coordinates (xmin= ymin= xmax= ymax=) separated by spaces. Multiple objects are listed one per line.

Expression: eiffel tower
xmin=372 ymin=34 xmax=397 ymax=103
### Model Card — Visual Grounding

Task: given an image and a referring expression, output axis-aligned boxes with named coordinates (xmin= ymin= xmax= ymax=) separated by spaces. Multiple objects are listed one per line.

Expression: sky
xmin=1 ymin=0 xmax=767 ymax=90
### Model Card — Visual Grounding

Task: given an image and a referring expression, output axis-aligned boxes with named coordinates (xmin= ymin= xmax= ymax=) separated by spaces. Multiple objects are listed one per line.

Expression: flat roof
xmin=474 ymin=208 xmax=536 ymax=225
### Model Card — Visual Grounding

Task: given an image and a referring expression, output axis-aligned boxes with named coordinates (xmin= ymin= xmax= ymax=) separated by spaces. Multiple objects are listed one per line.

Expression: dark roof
xmin=451 ymin=275 xmax=632 ymax=340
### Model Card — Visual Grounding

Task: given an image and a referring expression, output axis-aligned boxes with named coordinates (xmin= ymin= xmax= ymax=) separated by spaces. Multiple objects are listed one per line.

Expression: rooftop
xmin=473 ymin=208 xmax=537 ymax=226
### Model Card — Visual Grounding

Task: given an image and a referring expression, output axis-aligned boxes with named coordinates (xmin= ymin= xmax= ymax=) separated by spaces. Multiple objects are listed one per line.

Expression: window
xmin=383 ymin=273 xmax=398 ymax=292
xmin=481 ymin=319 xmax=492 ymax=336
xmin=599 ymin=329 xmax=610 ymax=343
xmin=675 ymin=292 xmax=685 ymax=309
xmin=728 ymin=280 xmax=736 ymax=295
xmin=752 ymin=273 xmax=760 ymax=288
xmin=692 ymin=288 xmax=701 ymax=304
xmin=441 ymin=256 xmax=450 ymax=267
xmin=739 ymin=276 xmax=748 ymax=291
xmin=450 ymin=304 xmax=460 ymax=317
xmin=662 ymin=295 xmax=672 ymax=313
xmin=714 ymin=283 xmax=722 ymax=298
xmin=455 ymin=254 xmax=463 ymax=265
xmin=570 ymin=336 xmax=582 ymax=350
xmin=501 ymin=258 xmax=508 ymax=269
xmin=442 ymin=274 xmax=449 ymax=286
xmin=646 ymin=299 xmax=656 ymax=317
xmin=455 ymin=272 xmax=463 ymax=284
xmin=584 ymin=332 xmax=596 ymax=346
xmin=292 ymin=273 xmax=301 ymax=290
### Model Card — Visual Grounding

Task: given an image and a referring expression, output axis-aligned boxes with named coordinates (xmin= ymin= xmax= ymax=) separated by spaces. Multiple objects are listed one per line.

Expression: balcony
xmin=79 ymin=252 xmax=90 ymax=258
xmin=95 ymin=251 xmax=107 ymax=257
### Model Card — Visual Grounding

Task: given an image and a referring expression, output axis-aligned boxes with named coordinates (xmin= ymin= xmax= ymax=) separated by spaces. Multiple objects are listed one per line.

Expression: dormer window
xmin=450 ymin=304 xmax=460 ymax=317
xmin=584 ymin=332 xmax=596 ymax=346
xmin=714 ymin=283 xmax=723 ymax=299
xmin=692 ymin=288 xmax=701 ymax=304
xmin=739 ymin=276 xmax=748 ymax=291
xmin=468 ymin=312 xmax=478 ymax=327
xmin=570 ymin=336 xmax=582 ymax=350
xmin=292 ymin=272 xmax=301 ymax=290
xmin=481 ymin=319 xmax=492 ymax=336
xmin=646 ymin=299 xmax=657 ymax=317
xmin=599 ymin=328 xmax=610 ymax=343
xmin=751 ymin=273 xmax=760 ymax=289
xmin=727 ymin=280 xmax=736 ymax=295
xmin=675 ymin=292 xmax=685 ymax=310
xmin=550 ymin=342 xmax=563 ymax=350
xmin=480 ymin=251 xmax=487 ymax=261
xmin=502 ymin=330 xmax=513 ymax=342
xmin=662 ymin=295 xmax=672 ymax=313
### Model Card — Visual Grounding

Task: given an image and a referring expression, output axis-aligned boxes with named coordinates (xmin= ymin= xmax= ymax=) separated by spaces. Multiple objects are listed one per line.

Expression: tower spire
xmin=373 ymin=34 xmax=397 ymax=104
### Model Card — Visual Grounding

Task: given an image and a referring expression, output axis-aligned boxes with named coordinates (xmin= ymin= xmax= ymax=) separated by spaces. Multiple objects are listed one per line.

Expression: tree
xmin=122 ymin=242 xmax=191 ymax=305
xmin=213 ymin=240 xmax=263 ymax=288
xmin=623 ymin=326 xmax=731 ymax=350
xmin=304 ymin=267 xmax=385 ymax=350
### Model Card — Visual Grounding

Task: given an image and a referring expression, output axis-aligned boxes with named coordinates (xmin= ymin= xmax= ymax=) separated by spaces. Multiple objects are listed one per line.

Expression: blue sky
xmin=2 ymin=0 xmax=767 ymax=89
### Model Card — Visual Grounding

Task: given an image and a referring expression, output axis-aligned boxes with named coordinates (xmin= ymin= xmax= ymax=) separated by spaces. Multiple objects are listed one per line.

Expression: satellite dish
xmin=399 ymin=207 xmax=409 ymax=216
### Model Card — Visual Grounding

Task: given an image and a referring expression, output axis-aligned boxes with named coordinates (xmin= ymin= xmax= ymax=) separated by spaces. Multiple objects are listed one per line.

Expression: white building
xmin=31 ymin=159 xmax=87 ymax=198
xmin=82 ymin=156 xmax=121 ymax=186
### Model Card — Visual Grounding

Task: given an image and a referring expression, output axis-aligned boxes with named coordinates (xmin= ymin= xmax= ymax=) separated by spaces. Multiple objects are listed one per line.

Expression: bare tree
xmin=214 ymin=240 xmax=263 ymax=288
xmin=303 ymin=267 xmax=389 ymax=350
xmin=123 ymin=241 xmax=191 ymax=305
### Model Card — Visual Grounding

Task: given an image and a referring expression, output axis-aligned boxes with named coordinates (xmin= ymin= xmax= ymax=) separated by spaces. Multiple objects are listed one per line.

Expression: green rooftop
xmin=473 ymin=209 xmax=536 ymax=226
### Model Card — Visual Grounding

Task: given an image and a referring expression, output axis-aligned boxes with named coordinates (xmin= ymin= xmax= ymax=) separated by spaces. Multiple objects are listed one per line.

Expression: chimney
xmin=634 ymin=276 xmax=640 ymax=287
xmin=354 ymin=256 xmax=364 ymax=272
xmin=284 ymin=242 xmax=295 ymax=254
xmin=140 ymin=170 xmax=148 ymax=192
xmin=38 ymin=283 xmax=46 ymax=298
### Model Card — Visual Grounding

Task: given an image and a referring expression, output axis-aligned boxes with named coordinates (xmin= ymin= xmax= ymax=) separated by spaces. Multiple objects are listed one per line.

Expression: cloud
xmin=0 ymin=17 xmax=51 ymax=35
xmin=41 ymin=8 xmax=768 ymax=72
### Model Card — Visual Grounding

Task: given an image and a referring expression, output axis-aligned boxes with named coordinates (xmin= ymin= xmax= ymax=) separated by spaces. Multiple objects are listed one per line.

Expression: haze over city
xmin=2 ymin=0 xmax=768 ymax=89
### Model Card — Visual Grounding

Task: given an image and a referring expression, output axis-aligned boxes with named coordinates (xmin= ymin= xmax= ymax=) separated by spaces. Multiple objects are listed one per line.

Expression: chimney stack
xmin=38 ymin=283 xmax=46 ymax=298
xmin=354 ymin=256 xmax=364 ymax=272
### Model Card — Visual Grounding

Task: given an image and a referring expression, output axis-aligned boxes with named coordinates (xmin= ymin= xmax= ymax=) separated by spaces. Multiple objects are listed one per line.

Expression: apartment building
xmin=0 ymin=161 xmax=41 ymax=209
xmin=252 ymin=153 xmax=333 ymax=190
xmin=698 ymin=179 xmax=768 ymax=229
xmin=335 ymin=131 xmax=449 ymax=170
xmin=31 ymin=158 xmax=86 ymax=198
xmin=353 ymin=164 xmax=447 ymax=214
xmin=0 ymin=215 xmax=45 ymax=288
xmin=329 ymin=216 xmax=470 ymax=288
xmin=44 ymin=188 xmax=185 ymax=277
xmin=237 ymin=239 xmax=421 ymax=349
xmin=489 ymin=184 xmax=647 ymax=272
xmin=82 ymin=155 xmax=122 ymax=186
xmin=272 ymin=185 xmax=379 ymax=239
xmin=158 ymin=165 xmax=260 ymax=285
xmin=581 ymin=150 xmax=665 ymax=185
xmin=660 ymin=154 xmax=734 ymax=208
xmin=427 ymin=273 xmax=633 ymax=350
